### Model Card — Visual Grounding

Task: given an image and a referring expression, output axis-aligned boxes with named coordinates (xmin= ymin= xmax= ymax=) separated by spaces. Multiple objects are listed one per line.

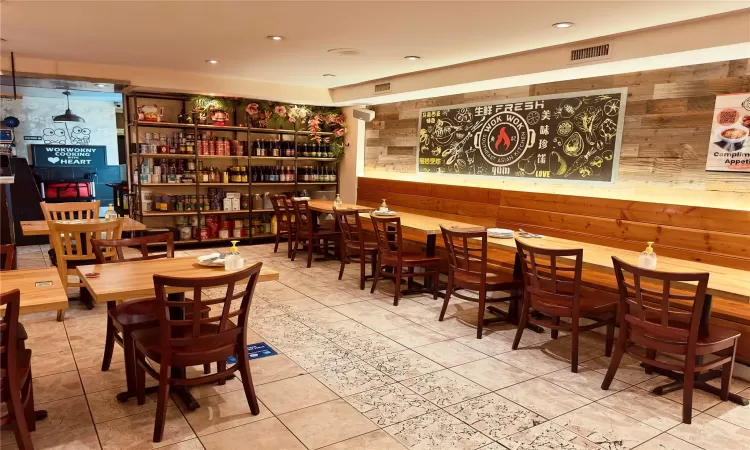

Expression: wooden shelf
xmin=298 ymin=182 xmax=337 ymax=185
xmin=251 ymin=209 xmax=273 ymax=213
xmin=252 ymin=182 xmax=295 ymax=186
xmin=198 ymin=183 xmax=250 ymax=187
xmin=200 ymin=237 xmax=250 ymax=244
xmin=251 ymin=156 xmax=296 ymax=161
xmin=197 ymin=124 xmax=248 ymax=132
xmin=199 ymin=155 xmax=248 ymax=159
xmin=139 ymin=183 xmax=196 ymax=187
xmin=252 ymin=233 xmax=276 ymax=239
xmin=296 ymin=157 xmax=338 ymax=162
xmin=142 ymin=211 xmax=194 ymax=216
xmin=132 ymin=121 xmax=194 ymax=129
xmin=131 ymin=153 xmax=195 ymax=159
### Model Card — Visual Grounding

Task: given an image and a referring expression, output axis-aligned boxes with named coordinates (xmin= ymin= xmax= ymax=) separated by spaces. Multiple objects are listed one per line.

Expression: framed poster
xmin=31 ymin=144 xmax=106 ymax=168
xmin=417 ymin=88 xmax=627 ymax=183
xmin=705 ymin=92 xmax=750 ymax=172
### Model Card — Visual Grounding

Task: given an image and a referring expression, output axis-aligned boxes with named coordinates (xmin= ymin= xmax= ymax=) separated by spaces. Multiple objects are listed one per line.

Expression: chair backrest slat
xmin=370 ymin=215 xmax=403 ymax=260
xmin=335 ymin=209 xmax=366 ymax=248
xmin=0 ymin=290 xmax=21 ymax=392
xmin=515 ymin=239 xmax=583 ymax=315
xmin=291 ymin=199 xmax=313 ymax=235
xmin=440 ymin=226 xmax=488 ymax=281
xmin=270 ymin=195 xmax=295 ymax=230
xmin=41 ymin=201 xmax=100 ymax=221
xmin=92 ymin=232 xmax=174 ymax=264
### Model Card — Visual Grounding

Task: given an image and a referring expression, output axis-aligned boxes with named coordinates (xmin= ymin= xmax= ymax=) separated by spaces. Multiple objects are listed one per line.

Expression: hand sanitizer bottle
xmin=224 ymin=240 xmax=243 ymax=271
xmin=333 ymin=194 xmax=343 ymax=209
xmin=104 ymin=203 xmax=118 ymax=221
xmin=638 ymin=241 xmax=657 ymax=269
xmin=379 ymin=199 xmax=388 ymax=212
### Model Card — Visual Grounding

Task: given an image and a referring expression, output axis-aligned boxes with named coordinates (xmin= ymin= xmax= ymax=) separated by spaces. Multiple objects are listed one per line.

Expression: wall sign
xmin=31 ymin=144 xmax=106 ymax=167
xmin=24 ymin=136 xmax=42 ymax=141
xmin=417 ymin=88 xmax=627 ymax=183
xmin=705 ymin=92 xmax=750 ymax=172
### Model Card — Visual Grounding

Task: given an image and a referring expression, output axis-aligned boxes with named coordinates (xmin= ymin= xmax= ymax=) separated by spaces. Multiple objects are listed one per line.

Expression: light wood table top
xmin=360 ymin=211 xmax=481 ymax=235
xmin=0 ymin=268 xmax=69 ymax=314
xmin=21 ymin=218 xmax=147 ymax=236
xmin=76 ymin=257 xmax=279 ymax=303
xmin=487 ymin=232 xmax=750 ymax=304
xmin=307 ymin=199 xmax=371 ymax=214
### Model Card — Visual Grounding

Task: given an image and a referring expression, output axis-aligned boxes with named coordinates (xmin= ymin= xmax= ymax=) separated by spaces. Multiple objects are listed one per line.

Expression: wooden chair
xmin=133 ymin=263 xmax=264 ymax=442
xmin=0 ymin=290 xmax=37 ymax=450
xmin=1 ymin=244 xmax=15 ymax=271
xmin=334 ymin=208 xmax=377 ymax=290
xmin=48 ymin=219 xmax=123 ymax=321
xmin=440 ymin=226 xmax=524 ymax=339
xmin=602 ymin=257 xmax=741 ymax=424
xmin=370 ymin=215 xmax=440 ymax=306
xmin=91 ymin=232 xmax=215 ymax=402
xmin=40 ymin=200 xmax=100 ymax=221
xmin=270 ymin=195 xmax=295 ymax=258
xmin=291 ymin=199 xmax=340 ymax=268
xmin=513 ymin=240 xmax=618 ymax=372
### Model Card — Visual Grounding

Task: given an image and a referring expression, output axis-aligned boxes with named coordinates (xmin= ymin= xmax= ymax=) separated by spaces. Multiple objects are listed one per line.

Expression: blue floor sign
xmin=226 ymin=342 xmax=277 ymax=364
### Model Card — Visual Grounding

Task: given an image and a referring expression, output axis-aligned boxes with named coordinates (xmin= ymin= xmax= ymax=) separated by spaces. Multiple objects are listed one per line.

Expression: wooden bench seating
xmin=358 ymin=177 xmax=750 ymax=361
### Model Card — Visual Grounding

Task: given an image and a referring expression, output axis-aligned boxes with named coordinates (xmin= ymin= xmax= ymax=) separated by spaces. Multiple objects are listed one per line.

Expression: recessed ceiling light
xmin=95 ymin=84 xmax=106 ymax=88
xmin=553 ymin=22 xmax=574 ymax=28
xmin=404 ymin=55 xmax=421 ymax=60
xmin=205 ymin=59 xmax=218 ymax=64
xmin=267 ymin=36 xmax=284 ymax=41
xmin=323 ymin=74 xmax=336 ymax=77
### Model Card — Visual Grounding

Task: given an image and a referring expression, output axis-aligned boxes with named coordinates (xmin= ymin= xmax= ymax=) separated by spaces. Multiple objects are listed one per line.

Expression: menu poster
xmin=705 ymin=93 xmax=750 ymax=172
xmin=417 ymin=88 xmax=627 ymax=183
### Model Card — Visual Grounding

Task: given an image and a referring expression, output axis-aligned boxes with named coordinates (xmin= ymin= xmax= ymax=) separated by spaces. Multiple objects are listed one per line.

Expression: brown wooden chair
xmin=91 ymin=232 xmax=214 ymax=402
xmin=334 ymin=208 xmax=377 ymax=290
xmin=48 ymin=219 xmax=123 ymax=321
xmin=370 ymin=215 xmax=439 ymax=306
xmin=513 ymin=240 xmax=618 ymax=372
xmin=291 ymin=199 xmax=339 ymax=268
xmin=1 ymin=244 xmax=15 ymax=271
xmin=270 ymin=195 xmax=296 ymax=258
xmin=0 ymin=289 xmax=37 ymax=450
xmin=440 ymin=226 xmax=524 ymax=339
xmin=602 ymin=257 xmax=740 ymax=424
xmin=40 ymin=200 xmax=100 ymax=221
xmin=133 ymin=263 xmax=264 ymax=442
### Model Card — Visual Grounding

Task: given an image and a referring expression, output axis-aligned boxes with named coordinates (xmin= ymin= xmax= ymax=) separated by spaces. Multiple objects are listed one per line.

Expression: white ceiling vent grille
xmin=569 ymin=43 xmax=611 ymax=63
xmin=374 ymin=82 xmax=391 ymax=95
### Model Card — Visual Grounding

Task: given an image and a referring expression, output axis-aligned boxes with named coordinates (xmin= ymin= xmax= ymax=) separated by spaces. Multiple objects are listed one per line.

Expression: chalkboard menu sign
xmin=31 ymin=145 xmax=106 ymax=168
xmin=417 ymin=88 xmax=627 ymax=183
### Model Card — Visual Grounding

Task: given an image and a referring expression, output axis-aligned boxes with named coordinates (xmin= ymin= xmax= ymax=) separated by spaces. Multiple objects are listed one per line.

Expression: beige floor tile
xmin=453 ymin=334 xmax=515 ymax=356
xmin=495 ymin=347 xmax=571 ymax=376
xmin=179 ymin=390 xmax=272 ymax=436
xmin=636 ymin=376 xmax=722 ymax=412
xmin=319 ymin=430 xmax=406 ymax=449
xmin=289 ymin=308 xmax=349 ymax=325
xmin=401 ymin=369 xmax=489 ymax=408
xmin=284 ymin=341 xmax=355 ymax=372
xmin=256 ymin=374 xmax=338 ymax=415
xmin=634 ymin=434 xmax=702 ymax=449
xmin=33 ymin=395 xmax=93 ymax=439
xmin=497 ymin=378 xmax=592 ymax=420
xmin=30 ymin=424 xmax=101 ymax=450
xmin=157 ymin=439 xmax=205 ymax=450
xmin=87 ymin=386 xmax=171 ymax=424
xmin=584 ymin=354 xmax=658 ymax=386
xmin=451 ymin=357 xmax=535 ymax=390
xmin=384 ymin=409 xmax=493 ymax=450
xmin=272 ymin=297 xmax=327 ymax=314
xmin=278 ymin=399 xmax=378 ymax=449
xmin=199 ymin=417 xmax=305 ymax=450
xmin=79 ymin=362 xmax=128 ymax=394
xmin=33 ymin=370 xmax=84 ymax=404
xmin=24 ymin=324 xmax=71 ymax=356
xmin=306 ymin=290 xmax=364 ymax=307
xmin=669 ymin=413 xmax=750 ymax=450
xmin=63 ymin=314 xmax=107 ymax=334
xmin=445 ymin=392 xmax=546 ymax=440
xmin=312 ymin=319 xmax=377 ymax=341
xmin=497 ymin=421 xmax=603 ymax=450
xmin=365 ymin=349 xmax=444 ymax=381
xmin=420 ymin=316 xmax=479 ymax=339
xmin=553 ymin=403 xmax=661 ymax=450
xmin=31 ymin=350 xmax=77 ymax=378
xmin=333 ymin=301 xmax=388 ymax=318
xmin=335 ymin=332 xmax=407 ymax=359
xmin=704 ymin=389 xmax=750 ymax=431
xmin=310 ymin=357 xmax=396 ymax=397
xmin=344 ymin=383 xmax=438 ymax=427
xmin=543 ymin=367 xmax=630 ymax=401
xmin=180 ymin=367 xmax=244 ymax=400
xmin=380 ymin=323 xmax=450 ymax=348
xmin=96 ymin=405 xmax=196 ymax=450
xmin=412 ymin=340 xmax=487 ymax=368
xmin=73 ymin=346 xmax=125 ymax=370
xmin=598 ymin=387 xmax=696 ymax=432
xmin=367 ymin=297 xmax=440 ymax=324
xmin=249 ymin=354 xmax=306 ymax=385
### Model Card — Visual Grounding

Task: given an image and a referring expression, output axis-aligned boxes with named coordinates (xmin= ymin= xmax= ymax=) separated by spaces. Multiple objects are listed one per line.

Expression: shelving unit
xmin=124 ymin=92 xmax=340 ymax=247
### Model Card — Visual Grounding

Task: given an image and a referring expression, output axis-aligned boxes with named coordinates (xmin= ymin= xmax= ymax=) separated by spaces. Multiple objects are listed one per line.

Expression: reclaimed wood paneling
xmin=364 ymin=59 xmax=750 ymax=192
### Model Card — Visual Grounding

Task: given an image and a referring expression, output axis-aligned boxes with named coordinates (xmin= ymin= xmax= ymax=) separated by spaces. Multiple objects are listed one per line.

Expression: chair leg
xmin=682 ymin=357 xmax=695 ymax=424
xmin=23 ymin=374 xmax=36 ymax=433
xmin=571 ymin=320 xmax=580 ymax=373
xmin=291 ymin=236 xmax=299 ymax=261
xmin=370 ymin=260 xmax=382 ymax=294
xmin=551 ymin=316 xmax=560 ymax=339
xmin=359 ymin=255 xmax=366 ymax=290
xmin=153 ymin=364 xmax=171 ymax=442
xmin=439 ymin=275 xmax=453 ymax=321
xmin=9 ymin=381 xmax=33 ymax=450
xmin=393 ymin=265 xmax=402 ymax=306
xmin=57 ymin=309 xmax=65 ymax=321
xmin=338 ymin=252 xmax=347 ymax=281
xmin=605 ymin=321 xmax=615 ymax=357
xmin=306 ymin=239 xmax=313 ymax=268
xmin=645 ymin=349 xmax=656 ymax=374
xmin=432 ymin=266 xmax=439 ymax=300
xmin=720 ymin=343 xmax=738 ymax=401
xmin=601 ymin=327 xmax=627 ymax=390
xmin=135 ymin=351 xmax=146 ymax=406
xmin=101 ymin=305 xmax=116 ymax=371
xmin=273 ymin=231 xmax=280 ymax=253
xmin=217 ymin=360 xmax=227 ymax=386
xmin=512 ymin=292 xmax=531 ymax=350
xmin=123 ymin=331 xmax=137 ymax=397
xmin=237 ymin=349 xmax=260 ymax=415
xmin=476 ymin=293 xmax=485 ymax=340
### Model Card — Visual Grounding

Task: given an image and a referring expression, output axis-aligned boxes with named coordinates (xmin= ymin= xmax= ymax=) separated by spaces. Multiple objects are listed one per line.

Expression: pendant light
xmin=53 ymin=91 xmax=85 ymax=123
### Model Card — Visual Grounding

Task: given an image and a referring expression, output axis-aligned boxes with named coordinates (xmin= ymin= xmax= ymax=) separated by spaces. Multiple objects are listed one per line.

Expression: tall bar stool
xmin=334 ymin=208 xmax=377 ymax=290
xmin=270 ymin=195 xmax=295 ymax=258
xmin=370 ymin=215 xmax=439 ymax=306
xmin=513 ymin=240 xmax=618 ymax=372
xmin=291 ymin=199 xmax=339 ymax=268
xmin=602 ymin=257 xmax=741 ymax=424
xmin=440 ymin=226 xmax=524 ymax=339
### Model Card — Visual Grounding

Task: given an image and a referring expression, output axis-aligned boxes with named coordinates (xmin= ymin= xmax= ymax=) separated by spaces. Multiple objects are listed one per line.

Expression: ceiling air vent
xmin=570 ymin=43 xmax=610 ymax=63
xmin=374 ymin=82 xmax=391 ymax=95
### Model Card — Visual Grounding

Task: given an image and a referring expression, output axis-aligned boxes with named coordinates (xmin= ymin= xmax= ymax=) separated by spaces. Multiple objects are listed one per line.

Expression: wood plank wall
xmin=364 ymin=59 xmax=750 ymax=193
xmin=357 ymin=178 xmax=750 ymax=271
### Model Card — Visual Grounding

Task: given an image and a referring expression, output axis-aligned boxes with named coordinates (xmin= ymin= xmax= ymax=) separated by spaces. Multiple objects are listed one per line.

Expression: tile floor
xmin=2 ymin=243 xmax=750 ymax=450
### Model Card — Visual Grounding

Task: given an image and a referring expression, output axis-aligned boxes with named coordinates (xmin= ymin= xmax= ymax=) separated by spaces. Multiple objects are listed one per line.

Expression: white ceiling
xmin=1 ymin=1 xmax=747 ymax=89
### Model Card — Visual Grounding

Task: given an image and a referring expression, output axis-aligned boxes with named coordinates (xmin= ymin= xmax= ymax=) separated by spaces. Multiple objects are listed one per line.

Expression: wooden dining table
xmin=75 ymin=256 xmax=279 ymax=409
xmin=20 ymin=217 xmax=146 ymax=236
xmin=0 ymin=267 xmax=69 ymax=314
xmin=307 ymin=199 xmax=372 ymax=214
